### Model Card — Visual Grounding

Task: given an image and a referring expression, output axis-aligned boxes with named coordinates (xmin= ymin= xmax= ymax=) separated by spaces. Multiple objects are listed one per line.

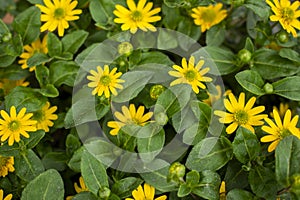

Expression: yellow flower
xmin=113 ymin=0 xmax=161 ymax=34
xmin=125 ymin=183 xmax=167 ymax=200
xmin=266 ymin=0 xmax=300 ymax=37
xmin=32 ymin=102 xmax=58 ymax=132
xmin=0 ymin=106 xmax=37 ymax=146
xmin=107 ymin=104 xmax=153 ymax=135
xmin=214 ymin=92 xmax=267 ymax=134
xmin=18 ymin=35 xmax=48 ymax=72
xmin=87 ymin=65 xmax=125 ymax=98
xmin=203 ymin=85 xmax=232 ymax=106
xmin=0 ymin=79 xmax=29 ymax=95
xmin=37 ymin=0 xmax=82 ymax=37
xmin=219 ymin=181 xmax=226 ymax=200
xmin=261 ymin=109 xmax=300 ymax=152
xmin=0 ymin=156 xmax=14 ymax=177
xmin=191 ymin=3 xmax=227 ymax=32
xmin=168 ymin=56 xmax=212 ymax=94
xmin=270 ymin=102 xmax=289 ymax=119
xmin=66 ymin=176 xmax=88 ymax=200
xmin=0 ymin=189 xmax=12 ymax=200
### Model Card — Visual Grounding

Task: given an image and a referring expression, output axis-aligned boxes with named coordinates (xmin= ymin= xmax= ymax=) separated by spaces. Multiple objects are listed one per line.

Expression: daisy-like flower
xmin=32 ymin=102 xmax=58 ymax=132
xmin=87 ymin=65 xmax=125 ymax=98
xmin=36 ymin=0 xmax=82 ymax=37
xmin=261 ymin=109 xmax=300 ymax=152
xmin=66 ymin=176 xmax=88 ymax=200
xmin=168 ymin=56 xmax=212 ymax=94
xmin=219 ymin=181 xmax=226 ymax=200
xmin=214 ymin=93 xmax=267 ymax=134
xmin=113 ymin=0 xmax=161 ymax=34
xmin=18 ymin=35 xmax=48 ymax=72
xmin=0 ymin=189 xmax=12 ymax=200
xmin=0 ymin=79 xmax=29 ymax=95
xmin=191 ymin=3 xmax=227 ymax=32
xmin=126 ymin=183 xmax=167 ymax=200
xmin=270 ymin=102 xmax=289 ymax=119
xmin=107 ymin=104 xmax=153 ymax=135
xmin=266 ymin=0 xmax=300 ymax=37
xmin=0 ymin=156 xmax=14 ymax=177
xmin=0 ymin=106 xmax=37 ymax=146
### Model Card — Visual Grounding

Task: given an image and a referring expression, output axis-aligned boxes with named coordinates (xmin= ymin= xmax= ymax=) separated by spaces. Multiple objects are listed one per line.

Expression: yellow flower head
xmin=66 ymin=176 xmax=88 ymax=200
xmin=107 ymin=104 xmax=153 ymax=135
xmin=37 ymin=0 xmax=82 ymax=37
xmin=125 ymin=183 xmax=167 ymax=200
xmin=0 ymin=156 xmax=14 ymax=177
xmin=113 ymin=0 xmax=162 ymax=34
xmin=168 ymin=56 xmax=212 ymax=94
xmin=18 ymin=35 xmax=48 ymax=72
xmin=261 ymin=109 xmax=300 ymax=152
xmin=191 ymin=3 xmax=227 ymax=32
xmin=0 ymin=106 xmax=37 ymax=146
xmin=266 ymin=0 xmax=300 ymax=37
xmin=270 ymin=102 xmax=289 ymax=119
xmin=87 ymin=65 xmax=125 ymax=98
xmin=0 ymin=189 xmax=12 ymax=200
xmin=219 ymin=181 xmax=226 ymax=200
xmin=0 ymin=79 xmax=29 ymax=95
xmin=32 ymin=102 xmax=58 ymax=132
xmin=214 ymin=92 xmax=267 ymax=134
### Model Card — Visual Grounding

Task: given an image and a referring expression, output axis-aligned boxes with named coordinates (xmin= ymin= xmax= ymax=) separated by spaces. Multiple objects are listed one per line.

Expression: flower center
xmin=281 ymin=7 xmax=294 ymax=21
xmin=54 ymin=8 xmax=65 ymax=20
xmin=131 ymin=10 xmax=143 ymax=21
xmin=279 ymin=129 xmax=291 ymax=139
xmin=99 ymin=75 xmax=111 ymax=86
xmin=8 ymin=120 xmax=20 ymax=131
xmin=0 ymin=156 xmax=9 ymax=167
xmin=234 ymin=110 xmax=248 ymax=125
xmin=184 ymin=70 xmax=197 ymax=82
xmin=201 ymin=9 xmax=216 ymax=22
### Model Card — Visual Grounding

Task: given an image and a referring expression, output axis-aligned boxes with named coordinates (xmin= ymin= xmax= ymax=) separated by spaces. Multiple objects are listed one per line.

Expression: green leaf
xmin=244 ymin=37 xmax=255 ymax=53
xmin=12 ymin=6 xmax=41 ymax=45
xmin=227 ymin=189 xmax=257 ymax=200
xmin=244 ymin=0 xmax=269 ymax=20
xmin=0 ymin=64 xmax=30 ymax=79
xmin=178 ymin=184 xmax=191 ymax=197
xmin=157 ymin=29 xmax=178 ymax=49
xmin=81 ymin=150 xmax=109 ymax=195
xmin=252 ymin=49 xmax=299 ymax=79
xmin=232 ymin=127 xmax=261 ymax=164
xmin=26 ymin=0 xmax=43 ymax=4
xmin=5 ymin=86 xmax=47 ymax=112
xmin=66 ymin=134 xmax=81 ymax=156
xmin=68 ymin=147 xmax=84 ymax=172
xmin=0 ymin=144 xmax=20 ymax=157
xmin=279 ymin=48 xmax=300 ymax=63
xmin=35 ymin=65 xmax=49 ymax=87
xmin=15 ymin=149 xmax=45 ymax=182
xmin=49 ymin=61 xmax=79 ymax=87
xmin=42 ymin=152 xmax=68 ymax=171
xmin=161 ymin=4 xmax=181 ymax=29
xmin=72 ymin=192 xmax=98 ymax=200
xmin=272 ymin=76 xmax=300 ymax=101
xmin=186 ymin=170 xmax=200 ymax=186
xmin=235 ymin=70 xmax=265 ymax=95
xmin=0 ymin=19 xmax=10 ymax=35
xmin=27 ymin=53 xmax=52 ymax=68
xmin=191 ymin=170 xmax=220 ymax=200
xmin=206 ymin=25 xmax=225 ymax=46
xmin=111 ymin=177 xmax=144 ymax=199
xmin=275 ymin=136 xmax=300 ymax=187
xmin=23 ymin=130 xmax=45 ymax=149
xmin=177 ymin=17 xmax=201 ymax=41
xmin=21 ymin=169 xmax=64 ymax=200
xmin=61 ymin=30 xmax=88 ymax=54
xmin=47 ymin=32 xmax=62 ymax=57
xmin=186 ymin=137 xmax=233 ymax=171
xmin=112 ymin=71 xmax=154 ymax=103
xmin=89 ymin=0 xmax=115 ymax=29
xmin=224 ymin=160 xmax=249 ymax=191
xmin=38 ymin=84 xmax=59 ymax=97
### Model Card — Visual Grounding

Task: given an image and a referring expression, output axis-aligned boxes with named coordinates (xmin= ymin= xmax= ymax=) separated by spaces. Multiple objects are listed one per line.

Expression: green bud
xmin=276 ymin=31 xmax=289 ymax=43
xmin=118 ymin=42 xmax=133 ymax=56
xmin=2 ymin=33 xmax=12 ymax=42
xmin=98 ymin=187 xmax=111 ymax=199
xmin=119 ymin=60 xmax=126 ymax=67
xmin=169 ymin=162 xmax=186 ymax=181
xmin=237 ymin=49 xmax=252 ymax=64
xmin=150 ymin=85 xmax=165 ymax=100
xmin=263 ymin=83 xmax=273 ymax=94
xmin=155 ymin=112 xmax=168 ymax=126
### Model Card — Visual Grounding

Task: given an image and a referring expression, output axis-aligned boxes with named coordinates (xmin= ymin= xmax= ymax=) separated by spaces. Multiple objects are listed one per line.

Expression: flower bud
xmin=155 ymin=112 xmax=168 ymax=126
xmin=263 ymin=83 xmax=273 ymax=94
xmin=118 ymin=42 xmax=133 ymax=56
xmin=98 ymin=187 xmax=111 ymax=199
xmin=150 ymin=85 xmax=165 ymax=100
xmin=276 ymin=31 xmax=289 ymax=43
xmin=237 ymin=49 xmax=252 ymax=64
xmin=2 ymin=33 xmax=12 ymax=42
xmin=168 ymin=162 xmax=186 ymax=182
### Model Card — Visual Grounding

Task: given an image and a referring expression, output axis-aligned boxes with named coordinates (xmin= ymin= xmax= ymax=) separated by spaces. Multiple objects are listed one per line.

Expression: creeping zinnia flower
xmin=214 ymin=92 xmax=267 ymax=134
xmin=107 ymin=104 xmax=153 ymax=135
xmin=113 ymin=0 xmax=161 ymax=34
xmin=0 ymin=156 xmax=15 ymax=177
xmin=261 ymin=109 xmax=300 ymax=152
xmin=32 ymin=102 xmax=58 ymax=132
xmin=191 ymin=3 xmax=227 ymax=32
xmin=66 ymin=176 xmax=88 ymax=200
xmin=0 ymin=106 xmax=37 ymax=146
xmin=87 ymin=65 xmax=125 ymax=98
xmin=18 ymin=35 xmax=48 ymax=72
xmin=270 ymin=102 xmax=289 ymax=119
xmin=168 ymin=56 xmax=212 ymax=94
xmin=126 ymin=183 xmax=167 ymax=200
xmin=0 ymin=189 xmax=12 ymax=200
xmin=266 ymin=0 xmax=300 ymax=37
xmin=36 ymin=0 xmax=82 ymax=37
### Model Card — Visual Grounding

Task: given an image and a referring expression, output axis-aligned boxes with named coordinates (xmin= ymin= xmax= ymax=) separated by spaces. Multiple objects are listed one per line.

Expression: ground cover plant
xmin=0 ymin=0 xmax=300 ymax=199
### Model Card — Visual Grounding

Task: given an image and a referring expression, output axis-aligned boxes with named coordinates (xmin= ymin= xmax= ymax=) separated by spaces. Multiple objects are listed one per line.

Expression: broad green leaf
xmin=47 ymin=32 xmax=62 ymax=57
xmin=244 ymin=0 xmax=269 ymax=20
xmin=275 ymin=136 xmax=300 ymax=187
xmin=224 ymin=160 xmax=249 ymax=191
xmin=49 ymin=61 xmax=79 ymax=87
xmin=66 ymin=134 xmax=81 ymax=156
xmin=161 ymin=4 xmax=181 ymax=29
xmin=61 ymin=30 xmax=88 ymax=54
xmin=23 ymin=130 xmax=45 ymax=149
xmin=42 ymin=152 xmax=68 ymax=171
xmin=68 ymin=147 xmax=84 ymax=172
xmin=0 ymin=144 xmax=20 ymax=156
xmin=178 ymin=184 xmax=191 ymax=197
xmin=21 ymin=169 xmax=64 ymax=200
xmin=272 ymin=76 xmax=300 ymax=101
xmin=279 ymin=48 xmax=300 ymax=63
xmin=0 ymin=34 xmax=23 ymax=67
xmin=137 ymin=51 xmax=174 ymax=67
xmin=72 ymin=192 xmax=98 ymax=200
xmin=0 ymin=64 xmax=29 ymax=79
xmin=27 ymin=53 xmax=52 ymax=68
xmin=177 ymin=18 xmax=201 ymax=41
xmin=157 ymin=29 xmax=178 ymax=49
xmin=89 ymin=0 xmax=115 ymax=29
xmin=38 ymin=84 xmax=59 ymax=98
xmin=232 ymin=127 xmax=261 ymax=164
xmin=206 ymin=25 xmax=225 ymax=46
xmin=244 ymin=37 xmax=255 ymax=53
xmin=111 ymin=177 xmax=144 ymax=199
xmin=186 ymin=137 xmax=233 ymax=171
xmin=186 ymin=170 xmax=200 ymax=186
xmin=15 ymin=149 xmax=45 ymax=182
xmin=81 ymin=150 xmax=109 ymax=195
xmin=35 ymin=65 xmax=49 ymax=87
xmin=227 ymin=189 xmax=257 ymax=200
xmin=12 ymin=6 xmax=41 ymax=45
xmin=235 ymin=70 xmax=265 ymax=95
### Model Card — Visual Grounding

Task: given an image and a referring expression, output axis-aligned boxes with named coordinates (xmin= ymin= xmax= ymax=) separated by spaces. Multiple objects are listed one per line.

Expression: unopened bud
xmin=150 ymin=85 xmax=165 ymax=100
xmin=263 ymin=83 xmax=273 ymax=94
xmin=118 ymin=42 xmax=133 ymax=56
xmin=168 ymin=162 xmax=186 ymax=182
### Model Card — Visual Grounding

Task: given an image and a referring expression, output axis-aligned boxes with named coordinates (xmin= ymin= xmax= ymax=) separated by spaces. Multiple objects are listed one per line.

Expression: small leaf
xmin=206 ymin=25 xmax=225 ymax=46
xmin=38 ymin=84 xmax=59 ymax=98
xmin=272 ymin=76 xmax=300 ymax=101
xmin=186 ymin=170 xmax=200 ymax=186
xmin=227 ymin=189 xmax=258 ymax=200
xmin=111 ymin=177 xmax=144 ymax=199
xmin=49 ymin=61 xmax=79 ymax=87
xmin=47 ymin=32 xmax=62 ymax=57
xmin=279 ymin=48 xmax=300 ymax=63
xmin=178 ymin=184 xmax=191 ymax=197
xmin=61 ymin=30 xmax=88 ymax=54
xmin=35 ymin=65 xmax=49 ymax=87
xmin=27 ymin=53 xmax=51 ymax=68
xmin=89 ymin=0 xmax=115 ymax=29
xmin=42 ymin=152 xmax=68 ymax=171
xmin=235 ymin=70 xmax=265 ymax=95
